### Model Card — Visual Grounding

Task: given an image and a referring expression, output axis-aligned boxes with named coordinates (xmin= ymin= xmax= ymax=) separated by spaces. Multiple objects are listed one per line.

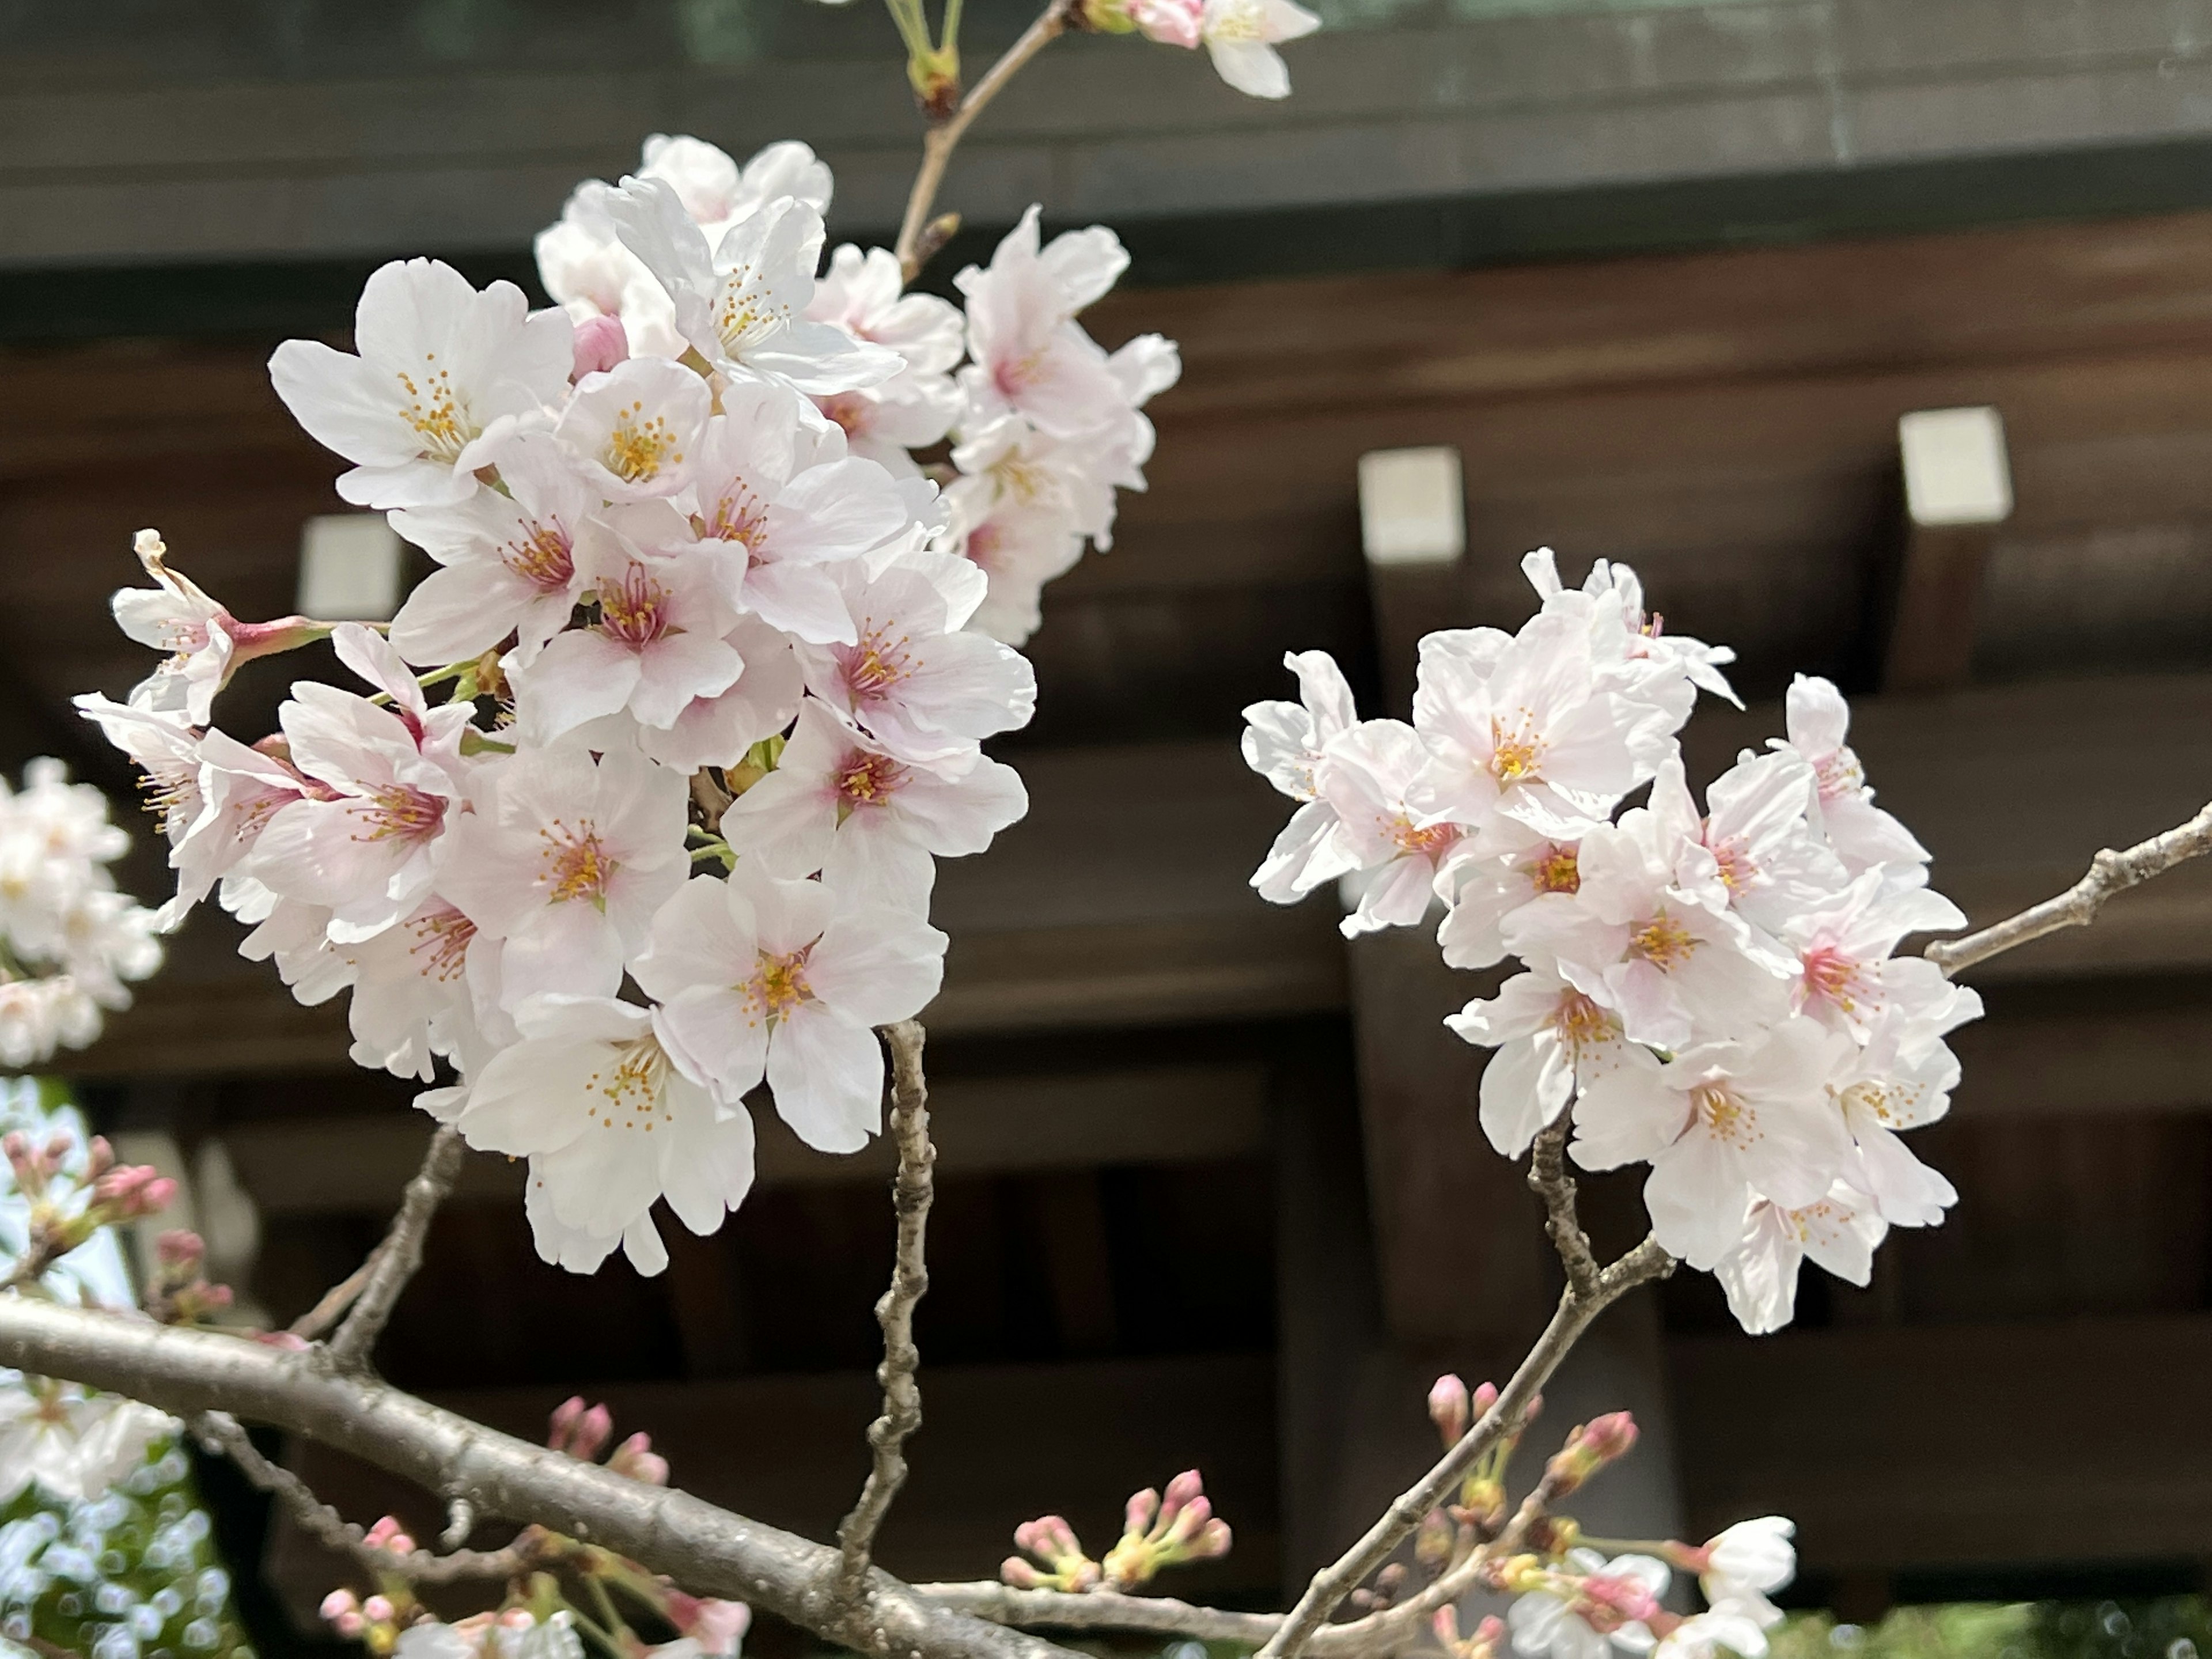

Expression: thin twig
xmin=917 ymin=1585 xmax=1283 ymax=1645
xmin=895 ymin=0 xmax=1073 ymax=278
xmin=325 ymin=1126 xmax=465 ymax=1372
xmin=1255 ymin=1236 xmax=1675 ymax=1659
xmin=1924 ymin=798 xmax=2212 ymax=976
xmin=836 ymin=1021 xmax=937 ymax=1603
xmin=190 ymin=1409 xmax=550 ymax=1584
xmin=289 ymin=1260 xmax=373 ymax=1341
xmin=1528 ymin=1118 xmax=1599 ymax=1298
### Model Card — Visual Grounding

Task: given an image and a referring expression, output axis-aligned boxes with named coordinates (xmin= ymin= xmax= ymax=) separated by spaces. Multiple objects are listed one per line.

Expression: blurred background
xmin=7 ymin=0 xmax=2212 ymax=1650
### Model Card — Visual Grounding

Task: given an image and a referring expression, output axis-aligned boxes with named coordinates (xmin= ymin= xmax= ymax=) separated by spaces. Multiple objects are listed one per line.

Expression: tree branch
xmin=191 ymin=1409 xmax=550 ymax=1585
xmin=896 ymin=0 xmax=1073 ymax=278
xmin=836 ymin=1020 xmax=937 ymax=1603
xmin=916 ymin=1584 xmax=1283 ymax=1645
xmin=1923 ymin=798 xmax=2212 ymax=976
xmin=1528 ymin=1119 xmax=1598 ymax=1298
xmin=1253 ymin=1237 xmax=1675 ymax=1659
xmin=326 ymin=1125 xmax=465 ymax=1372
xmin=0 ymin=1297 xmax=1084 ymax=1659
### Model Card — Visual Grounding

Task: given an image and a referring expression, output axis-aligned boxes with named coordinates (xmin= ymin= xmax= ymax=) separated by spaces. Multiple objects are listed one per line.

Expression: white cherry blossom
xmin=955 ymin=208 xmax=1130 ymax=440
xmin=555 ymin=355 xmax=713 ymax=502
xmin=633 ymin=867 xmax=947 ymax=1148
xmin=0 ymin=1380 xmax=176 ymax=1505
xmin=1199 ymin=0 xmax=1320 ymax=99
xmin=1318 ymin=719 xmax=1464 ymax=936
xmin=270 ymin=258 xmax=573 ymax=509
xmin=1447 ymin=969 xmax=1657 ymax=1156
xmin=1714 ymin=1182 xmax=1886 ymax=1335
xmin=1772 ymin=675 xmax=1931 ymax=879
xmin=1244 ymin=650 xmax=1360 ymax=906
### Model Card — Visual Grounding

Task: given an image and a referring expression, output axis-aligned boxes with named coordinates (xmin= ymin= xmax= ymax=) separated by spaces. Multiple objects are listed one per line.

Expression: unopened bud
xmin=157 ymin=1229 xmax=204 ymax=1268
xmin=362 ymin=1596 xmax=396 ymax=1624
xmin=321 ymin=1591 xmax=360 ymax=1624
xmin=1545 ymin=1411 xmax=1639 ymax=1498
xmin=1428 ymin=1373 xmax=1471 ymax=1445
xmin=83 ymin=1136 xmax=114 ymax=1179
xmin=1000 ymin=1557 xmax=1041 ymax=1589
xmin=549 ymin=1396 xmax=586 ymax=1452
xmin=1161 ymin=1468 xmax=1204 ymax=1518
xmin=1188 ymin=1518 xmax=1230 ymax=1560
xmin=1472 ymin=1381 xmax=1501 ymax=1417
xmin=1165 ymin=1493 xmax=1212 ymax=1547
xmin=1414 ymin=1508 xmax=1455 ymax=1567
xmin=571 ymin=313 xmax=630 ymax=381
xmin=1124 ymin=1487 xmax=1160 ymax=1537
xmin=570 ymin=1402 xmax=614 ymax=1463
xmin=609 ymin=1431 xmax=669 ymax=1486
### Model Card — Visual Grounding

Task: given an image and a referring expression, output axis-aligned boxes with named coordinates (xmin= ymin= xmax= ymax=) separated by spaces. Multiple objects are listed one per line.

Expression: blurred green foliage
xmin=0 ymin=1435 xmax=256 ymax=1659
xmin=1774 ymin=1600 xmax=2211 ymax=1659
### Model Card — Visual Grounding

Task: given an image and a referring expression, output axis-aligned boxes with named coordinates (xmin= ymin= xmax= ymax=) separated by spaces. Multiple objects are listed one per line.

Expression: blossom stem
xmin=325 ymin=1125 xmax=466 ymax=1373
xmin=834 ymin=1020 xmax=937 ymax=1605
xmin=1923 ymin=796 xmax=2212 ymax=976
xmin=895 ymin=0 xmax=1074 ymax=279
xmin=1528 ymin=1118 xmax=1600 ymax=1298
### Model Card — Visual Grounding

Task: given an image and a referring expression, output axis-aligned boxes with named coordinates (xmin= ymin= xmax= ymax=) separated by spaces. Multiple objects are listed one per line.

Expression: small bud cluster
xmin=144 ymin=1227 xmax=235 ymax=1325
xmin=3 ymin=1127 xmax=176 ymax=1287
xmin=549 ymin=1395 xmax=669 ymax=1485
xmin=1000 ymin=1470 xmax=1233 ymax=1593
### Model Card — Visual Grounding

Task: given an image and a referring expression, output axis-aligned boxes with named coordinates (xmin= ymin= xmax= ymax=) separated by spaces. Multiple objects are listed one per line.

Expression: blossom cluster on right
xmin=1243 ymin=550 xmax=1982 ymax=1332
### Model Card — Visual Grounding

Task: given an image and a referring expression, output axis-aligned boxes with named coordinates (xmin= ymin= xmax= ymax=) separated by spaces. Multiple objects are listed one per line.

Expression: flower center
xmin=1386 ymin=815 xmax=1461 ymax=859
xmin=137 ymin=763 xmax=200 ymax=837
xmin=502 ymin=522 xmax=574 ymax=593
xmin=395 ymin=356 xmax=473 ymax=462
xmin=1812 ymin=745 xmax=1863 ymax=804
xmin=714 ymin=270 xmax=789 ymax=351
xmin=584 ymin=1036 xmax=672 ymax=1131
xmin=1554 ymin=990 xmax=1618 ymax=1052
xmin=539 ymin=820 xmax=615 ymax=907
xmin=1798 ymin=944 xmax=1861 ymax=1011
xmin=1692 ymin=1081 xmax=1753 ymax=1149
xmin=604 ymin=399 xmax=685 ymax=483
xmin=743 ymin=948 xmax=813 ymax=1025
xmin=817 ymin=393 xmax=867 ymax=437
xmin=1528 ymin=843 xmax=1580 ymax=894
xmin=834 ymin=750 xmax=908 ymax=819
xmin=703 ymin=482 xmax=768 ymax=557
xmin=1488 ymin=712 xmax=1545 ymax=783
xmin=1627 ymin=908 xmax=1696 ymax=969
xmin=361 ymin=784 xmax=446 ymax=844
xmin=838 ymin=626 xmax=915 ymax=706
xmin=598 ymin=563 xmax=673 ymax=649
xmin=1709 ymin=832 xmax=1756 ymax=892
xmin=406 ymin=904 xmax=475 ymax=983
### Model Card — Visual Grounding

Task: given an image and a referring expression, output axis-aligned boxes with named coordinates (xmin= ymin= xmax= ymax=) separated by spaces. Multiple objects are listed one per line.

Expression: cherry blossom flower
xmin=799 ymin=553 xmax=1037 ymax=762
xmin=603 ymin=180 xmax=902 ymax=396
xmin=1573 ymin=1018 xmax=1854 ymax=1270
xmin=555 ymin=355 xmax=713 ymax=502
xmin=1771 ymin=675 xmax=1930 ymax=879
xmin=1713 ymin=1183 xmax=1886 ymax=1334
xmin=956 ymin=208 xmax=1130 ymax=440
xmin=1507 ymin=1550 xmax=1669 ymax=1659
xmin=245 ymin=626 xmax=475 ymax=942
xmin=1198 ymin=0 xmax=1320 ymax=99
xmin=1319 ymin=719 xmax=1464 ymax=936
xmin=111 ymin=532 xmax=324 ymax=725
xmin=1690 ymin=1517 xmax=1796 ymax=1628
xmin=1435 ymin=824 xmax=1586 ymax=971
xmin=1649 ymin=1605 xmax=1775 ymax=1659
xmin=1447 ymin=969 xmax=1657 ymax=1157
xmin=1524 ymin=547 xmax=1739 ymax=717
xmin=0 ymin=1379 xmax=176 ymax=1505
xmin=389 ymin=433 xmax=601 ymax=666
xmin=1244 ymin=650 xmax=1360 ymax=905
xmin=938 ymin=469 xmax=1085 ymax=645
xmin=438 ymin=743 xmax=690 ymax=1006
xmin=632 ymin=866 xmax=947 ymax=1149
xmin=635 ymin=614 xmax=808 ymax=774
xmin=453 ymin=995 xmax=757 ymax=1278
xmin=808 ymin=246 xmax=965 ymax=471
xmin=510 ymin=535 xmax=742 ymax=744
xmin=1828 ymin=1011 xmax=1967 ymax=1228
xmin=719 ymin=697 xmax=1027 ymax=907
xmin=1783 ymin=868 xmax=1972 ymax=1041
xmin=690 ymin=384 xmax=915 ymax=645
xmin=270 ymin=259 xmax=573 ymax=509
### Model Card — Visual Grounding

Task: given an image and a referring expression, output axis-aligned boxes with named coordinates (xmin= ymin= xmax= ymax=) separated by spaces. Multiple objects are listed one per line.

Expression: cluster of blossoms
xmin=79 ymin=135 xmax=1168 ymax=1278
xmin=1417 ymin=1377 xmax=1796 ymax=1659
xmin=0 ymin=1081 xmax=181 ymax=1509
xmin=0 ymin=760 xmax=162 ymax=1069
xmin=1244 ymin=551 xmax=1981 ymax=1332
xmin=319 ymin=1399 xmax=748 ymax=1659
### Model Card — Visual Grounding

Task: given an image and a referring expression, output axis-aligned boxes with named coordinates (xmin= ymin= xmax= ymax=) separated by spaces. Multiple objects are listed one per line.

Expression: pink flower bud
xmin=1001 ymin=1557 xmax=1041 ymax=1589
xmin=1472 ymin=1381 xmax=1500 ymax=1417
xmin=549 ymin=1395 xmax=586 ymax=1451
xmin=1190 ymin=1518 xmax=1232 ymax=1559
xmin=1165 ymin=1493 xmax=1212 ymax=1546
xmin=1582 ymin=1411 xmax=1638 ymax=1461
xmin=157 ymin=1229 xmax=205 ymax=1268
xmin=1428 ymin=1374 xmax=1471 ymax=1445
xmin=1162 ymin=1468 xmax=1205 ymax=1514
xmin=1124 ymin=1487 xmax=1160 ymax=1538
xmin=336 ymin=1613 xmax=366 ymax=1638
xmin=365 ymin=1515 xmax=411 ymax=1553
xmin=83 ymin=1136 xmax=113 ymax=1179
xmin=609 ymin=1431 xmax=669 ymax=1486
xmin=362 ymin=1596 xmax=395 ymax=1624
xmin=572 ymin=313 xmax=630 ymax=381
xmin=1130 ymin=0 xmax=1202 ymax=46
xmin=252 ymin=1330 xmax=311 ymax=1350
xmin=321 ymin=1591 xmax=360 ymax=1624
xmin=1521 ymin=1391 xmax=1543 ymax=1428
xmin=571 ymin=1402 xmax=615 ymax=1463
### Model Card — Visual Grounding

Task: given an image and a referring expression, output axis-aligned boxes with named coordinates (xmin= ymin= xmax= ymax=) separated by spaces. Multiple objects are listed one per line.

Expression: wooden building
xmin=8 ymin=0 xmax=2212 ymax=1637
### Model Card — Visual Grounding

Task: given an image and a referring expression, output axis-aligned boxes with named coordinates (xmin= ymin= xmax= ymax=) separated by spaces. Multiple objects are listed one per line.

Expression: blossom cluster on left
xmin=79 ymin=135 xmax=1169 ymax=1278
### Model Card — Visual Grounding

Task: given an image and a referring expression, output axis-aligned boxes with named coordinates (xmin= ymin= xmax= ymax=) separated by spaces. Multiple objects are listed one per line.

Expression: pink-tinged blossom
xmin=1198 ymin=0 xmax=1320 ymax=99
xmin=1713 ymin=1182 xmax=1885 ymax=1335
xmin=601 ymin=180 xmax=901 ymax=396
xmin=1772 ymin=675 xmax=1931 ymax=879
xmin=1132 ymin=0 xmax=1203 ymax=47
xmin=269 ymin=259 xmax=573 ymax=509
xmin=1506 ymin=1550 xmax=1669 ymax=1659
xmin=1446 ymin=969 xmax=1658 ymax=1156
xmin=1318 ymin=719 xmax=1464 ymax=937
xmin=1785 ymin=868 xmax=1973 ymax=1041
xmin=1523 ymin=547 xmax=1739 ymax=719
xmin=1410 ymin=610 xmax=1674 ymax=846
xmin=555 ymin=355 xmax=712 ymax=502
xmin=809 ymin=244 xmax=964 ymax=376
xmin=719 ymin=697 xmax=1027 ymax=908
xmin=1656 ymin=749 xmax=1846 ymax=938
xmin=636 ymin=614 xmax=808 ymax=773
xmin=438 ymin=743 xmax=690 ymax=1006
xmin=1435 ymin=824 xmax=1586 ymax=971
xmin=690 ymin=385 xmax=914 ymax=645
xmin=939 ymin=471 xmax=1084 ymax=646
xmin=955 ymin=208 xmax=1129 ymax=441
xmin=1828 ymin=1011 xmax=1967 ymax=1228
xmin=110 ymin=533 xmax=324 ymax=725
xmin=246 ymin=626 xmax=475 ymax=942
xmin=456 ymin=996 xmax=757 ymax=1278
xmin=0 ymin=1382 xmax=176 ymax=1506
xmin=1243 ymin=650 xmax=1361 ymax=905
xmin=511 ymin=535 xmax=741 ymax=744
xmin=800 ymin=554 xmax=1038 ymax=762
xmin=389 ymin=433 xmax=601 ymax=666
xmin=1573 ymin=1018 xmax=1854 ymax=1270
xmin=632 ymin=866 xmax=948 ymax=1149
xmin=343 ymin=899 xmax=512 ymax=1082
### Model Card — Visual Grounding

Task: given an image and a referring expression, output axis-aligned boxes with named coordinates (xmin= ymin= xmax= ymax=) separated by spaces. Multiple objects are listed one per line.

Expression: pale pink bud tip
xmin=320 ymin=1592 xmax=359 ymax=1622
xmin=1472 ymin=1381 xmax=1501 ymax=1415
xmin=1192 ymin=1518 xmax=1232 ymax=1558
xmin=1001 ymin=1558 xmax=1042 ymax=1589
xmin=1164 ymin=1468 xmax=1205 ymax=1508
xmin=1584 ymin=1411 xmax=1638 ymax=1459
xmin=573 ymin=1402 xmax=615 ymax=1462
xmin=572 ymin=313 xmax=630 ymax=381
xmin=157 ymin=1229 xmax=204 ymax=1267
xmin=1124 ymin=1487 xmax=1160 ymax=1535
xmin=362 ymin=1596 xmax=395 ymax=1623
